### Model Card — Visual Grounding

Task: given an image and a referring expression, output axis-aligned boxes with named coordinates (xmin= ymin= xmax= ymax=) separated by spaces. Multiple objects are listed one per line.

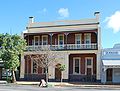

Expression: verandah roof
xmin=102 ymin=60 xmax=120 ymax=69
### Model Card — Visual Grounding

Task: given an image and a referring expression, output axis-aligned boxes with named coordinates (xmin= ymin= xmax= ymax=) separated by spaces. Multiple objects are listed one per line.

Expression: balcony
xmin=26 ymin=43 xmax=97 ymax=51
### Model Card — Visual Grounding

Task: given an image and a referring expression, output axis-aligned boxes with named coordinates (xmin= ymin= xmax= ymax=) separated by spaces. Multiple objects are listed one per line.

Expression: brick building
xmin=20 ymin=12 xmax=101 ymax=82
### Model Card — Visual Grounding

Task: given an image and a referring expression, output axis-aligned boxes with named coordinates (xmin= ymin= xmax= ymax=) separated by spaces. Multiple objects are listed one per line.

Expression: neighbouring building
xmin=20 ymin=12 xmax=101 ymax=82
xmin=101 ymin=44 xmax=120 ymax=83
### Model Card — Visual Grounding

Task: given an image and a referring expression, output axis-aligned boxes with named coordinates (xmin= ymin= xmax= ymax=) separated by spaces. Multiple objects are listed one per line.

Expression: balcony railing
xmin=26 ymin=43 xmax=97 ymax=51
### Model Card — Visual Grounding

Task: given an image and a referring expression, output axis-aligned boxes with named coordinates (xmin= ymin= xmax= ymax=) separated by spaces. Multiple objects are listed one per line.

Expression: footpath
xmin=15 ymin=81 xmax=120 ymax=89
xmin=0 ymin=81 xmax=120 ymax=89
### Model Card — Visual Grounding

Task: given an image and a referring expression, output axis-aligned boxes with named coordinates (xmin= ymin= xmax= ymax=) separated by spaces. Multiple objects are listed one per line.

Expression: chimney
xmin=29 ymin=16 xmax=34 ymax=23
xmin=94 ymin=11 xmax=100 ymax=21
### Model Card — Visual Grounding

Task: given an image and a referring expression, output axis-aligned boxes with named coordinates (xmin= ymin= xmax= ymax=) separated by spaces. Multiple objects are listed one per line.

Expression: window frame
xmin=84 ymin=33 xmax=91 ymax=44
xmin=31 ymin=59 xmax=38 ymax=74
xmin=58 ymin=34 xmax=64 ymax=45
xmin=85 ymin=57 xmax=93 ymax=75
xmin=73 ymin=57 xmax=81 ymax=74
xmin=75 ymin=34 xmax=82 ymax=44
xmin=42 ymin=35 xmax=48 ymax=45
xmin=34 ymin=36 xmax=40 ymax=46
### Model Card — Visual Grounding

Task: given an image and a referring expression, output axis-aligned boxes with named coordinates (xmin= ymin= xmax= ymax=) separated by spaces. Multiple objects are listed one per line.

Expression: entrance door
xmin=86 ymin=68 xmax=92 ymax=81
xmin=55 ymin=64 xmax=61 ymax=81
xmin=106 ymin=68 xmax=113 ymax=82
xmin=87 ymin=68 xmax=92 ymax=75
xmin=86 ymin=57 xmax=93 ymax=81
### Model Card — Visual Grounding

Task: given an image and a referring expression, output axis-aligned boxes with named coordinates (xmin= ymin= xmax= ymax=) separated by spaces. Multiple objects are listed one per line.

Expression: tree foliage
xmin=0 ymin=33 xmax=26 ymax=82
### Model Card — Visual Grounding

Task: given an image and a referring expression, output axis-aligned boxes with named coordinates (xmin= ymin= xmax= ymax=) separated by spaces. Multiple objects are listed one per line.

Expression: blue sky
xmin=0 ymin=0 xmax=120 ymax=48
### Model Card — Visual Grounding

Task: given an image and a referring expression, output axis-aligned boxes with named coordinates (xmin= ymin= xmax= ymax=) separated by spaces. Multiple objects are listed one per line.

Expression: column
xmin=63 ymin=52 xmax=69 ymax=80
xmin=98 ymin=27 xmax=101 ymax=50
xmin=49 ymin=33 xmax=53 ymax=46
xmin=65 ymin=33 xmax=69 ymax=49
xmin=96 ymin=51 xmax=101 ymax=81
xmin=101 ymin=67 xmax=107 ymax=84
xmin=48 ymin=66 xmax=55 ymax=79
xmin=20 ymin=54 xmax=25 ymax=78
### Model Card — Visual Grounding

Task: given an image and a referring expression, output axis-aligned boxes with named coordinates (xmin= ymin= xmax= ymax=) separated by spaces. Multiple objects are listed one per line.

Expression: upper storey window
xmin=42 ymin=35 xmax=48 ymax=45
xmin=34 ymin=36 xmax=39 ymax=45
xmin=75 ymin=34 xmax=81 ymax=44
xmin=84 ymin=33 xmax=91 ymax=44
xmin=84 ymin=33 xmax=91 ymax=48
xmin=58 ymin=34 xmax=64 ymax=45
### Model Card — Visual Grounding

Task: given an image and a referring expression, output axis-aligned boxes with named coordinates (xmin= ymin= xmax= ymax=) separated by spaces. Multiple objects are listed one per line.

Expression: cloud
xmin=37 ymin=8 xmax=47 ymax=14
xmin=105 ymin=11 xmax=120 ymax=33
xmin=43 ymin=8 xmax=47 ymax=12
xmin=58 ymin=8 xmax=69 ymax=18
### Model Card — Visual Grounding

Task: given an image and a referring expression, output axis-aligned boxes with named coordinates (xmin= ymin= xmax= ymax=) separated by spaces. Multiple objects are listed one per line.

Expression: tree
xmin=0 ymin=33 xmax=26 ymax=83
xmin=29 ymin=46 xmax=65 ymax=86
xmin=58 ymin=64 xmax=66 ymax=84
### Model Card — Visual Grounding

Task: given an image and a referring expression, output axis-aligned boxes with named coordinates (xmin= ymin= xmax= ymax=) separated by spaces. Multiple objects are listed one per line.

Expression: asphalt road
xmin=0 ymin=84 xmax=120 ymax=91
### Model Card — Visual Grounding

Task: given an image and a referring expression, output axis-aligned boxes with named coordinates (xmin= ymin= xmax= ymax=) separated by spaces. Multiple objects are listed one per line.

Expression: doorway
xmin=86 ymin=68 xmax=92 ymax=81
xmin=55 ymin=64 xmax=61 ymax=81
xmin=106 ymin=68 xmax=113 ymax=82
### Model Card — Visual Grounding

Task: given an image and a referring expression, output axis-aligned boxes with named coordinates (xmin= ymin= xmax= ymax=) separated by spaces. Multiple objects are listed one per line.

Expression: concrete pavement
xmin=15 ymin=81 xmax=120 ymax=89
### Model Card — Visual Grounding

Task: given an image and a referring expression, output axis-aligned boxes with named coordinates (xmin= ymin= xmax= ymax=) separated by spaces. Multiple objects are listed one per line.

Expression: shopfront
xmin=101 ymin=44 xmax=120 ymax=83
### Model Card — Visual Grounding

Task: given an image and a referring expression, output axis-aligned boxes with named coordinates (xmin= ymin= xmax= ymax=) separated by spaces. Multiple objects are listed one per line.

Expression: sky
xmin=0 ymin=0 xmax=120 ymax=48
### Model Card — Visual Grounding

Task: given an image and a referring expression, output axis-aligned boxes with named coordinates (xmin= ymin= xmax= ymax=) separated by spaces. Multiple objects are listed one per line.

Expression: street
xmin=0 ymin=84 xmax=120 ymax=91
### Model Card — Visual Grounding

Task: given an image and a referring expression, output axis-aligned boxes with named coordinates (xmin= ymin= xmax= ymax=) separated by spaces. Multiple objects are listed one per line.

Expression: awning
xmin=102 ymin=60 xmax=120 ymax=70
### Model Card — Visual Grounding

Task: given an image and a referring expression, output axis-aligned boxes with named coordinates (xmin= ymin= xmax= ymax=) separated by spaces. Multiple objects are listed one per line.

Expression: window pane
xmin=75 ymin=67 xmax=79 ymax=73
xmin=59 ymin=35 xmax=64 ymax=45
xmin=35 ymin=37 xmax=39 ymax=45
xmin=74 ymin=59 xmax=79 ymax=73
xmin=33 ymin=61 xmax=38 ymax=73
xmin=59 ymin=36 xmax=63 ymax=40
xmin=75 ymin=34 xmax=81 ymax=44
xmin=87 ymin=59 xmax=91 ymax=66
xmin=42 ymin=36 xmax=48 ymax=45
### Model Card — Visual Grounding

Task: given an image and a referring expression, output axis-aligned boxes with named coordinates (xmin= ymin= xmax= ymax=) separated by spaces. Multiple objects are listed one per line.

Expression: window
xmin=58 ymin=34 xmax=64 ymax=45
xmin=87 ymin=59 xmax=92 ymax=66
xmin=34 ymin=36 xmax=39 ymax=45
xmin=32 ymin=61 xmax=38 ymax=74
xmin=86 ymin=57 xmax=93 ymax=67
xmin=84 ymin=33 xmax=91 ymax=44
xmin=84 ymin=33 xmax=91 ymax=48
xmin=42 ymin=35 xmax=48 ymax=45
xmin=73 ymin=57 xmax=80 ymax=74
xmin=75 ymin=34 xmax=81 ymax=44
xmin=42 ymin=68 xmax=46 ymax=74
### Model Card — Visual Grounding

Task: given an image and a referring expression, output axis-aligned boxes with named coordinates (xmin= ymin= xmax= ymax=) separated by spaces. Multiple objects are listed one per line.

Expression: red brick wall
xmin=69 ymin=53 xmax=96 ymax=75
xmin=25 ymin=55 xmax=31 ymax=74
xmin=67 ymin=33 xmax=75 ymax=44
xmin=52 ymin=34 xmax=58 ymax=45
xmin=25 ymin=55 xmax=45 ymax=74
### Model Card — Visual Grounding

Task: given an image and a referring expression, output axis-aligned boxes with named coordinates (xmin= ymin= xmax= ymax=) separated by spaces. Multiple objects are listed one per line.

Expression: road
xmin=0 ymin=84 xmax=120 ymax=91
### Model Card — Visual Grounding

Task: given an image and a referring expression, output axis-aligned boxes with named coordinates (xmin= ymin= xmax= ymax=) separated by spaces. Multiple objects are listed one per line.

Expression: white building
xmin=101 ymin=43 xmax=120 ymax=83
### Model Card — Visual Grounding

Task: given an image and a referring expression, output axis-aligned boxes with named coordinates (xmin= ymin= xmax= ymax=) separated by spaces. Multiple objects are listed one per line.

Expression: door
xmin=106 ymin=68 xmax=112 ymax=82
xmin=86 ymin=57 xmax=93 ymax=81
xmin=55 ymin=64 xmax=61 ymax=81
xmin=86 ymin=68 xmax=92 ymax=81
xmin=87 ymin=68 xmax=92 ymax=75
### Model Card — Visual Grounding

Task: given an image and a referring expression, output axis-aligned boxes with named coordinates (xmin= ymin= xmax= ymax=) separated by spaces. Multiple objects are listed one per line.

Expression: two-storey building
xmin=20 ymin=12 xmax=101 ymax=82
